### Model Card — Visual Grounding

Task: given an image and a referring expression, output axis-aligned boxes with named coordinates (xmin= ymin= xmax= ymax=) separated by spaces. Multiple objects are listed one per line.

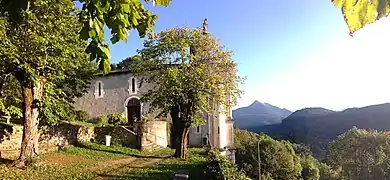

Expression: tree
xmin=115 ymin=55 xmax=143 ymax=70
xmin=332 ymin=0 xmax=390 ymax=36
xmin=317 ymin=162 xmax=340 ymax=180
xmin=0 ymin=0 xmax=96 ymax=167
xmin=326 ymin=127 xmax=390 ymax=179
xmin=1 ymin=0 xmax=168 ymax=167
xmin=132 ymin=24 xmax=242 ymax=159
xmin=1 ymin=0 xmax=171 ymax=74
xmin=234 ymin=129 xmax=302 ymax=179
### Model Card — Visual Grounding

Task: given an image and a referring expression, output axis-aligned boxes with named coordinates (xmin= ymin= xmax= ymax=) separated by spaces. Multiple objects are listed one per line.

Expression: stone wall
xmin=135 ymin=121 xmax=169 ymax=149
xmin=0 ymin=120 xmax=168 ymax=158
xmin=0 ymin=123 xmax=23 ymax=158
xmin=0 ymin=122 xmax=84 ymax=158
xmin=94 ymin=126 xmax=138 ymax=147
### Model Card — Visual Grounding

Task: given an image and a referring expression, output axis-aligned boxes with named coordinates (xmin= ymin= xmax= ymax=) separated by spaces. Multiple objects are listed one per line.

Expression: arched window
xmin=94 ymin=80 xmax=104 ymax=98
xmin=128 ymin=76 xmax=138 ymax=95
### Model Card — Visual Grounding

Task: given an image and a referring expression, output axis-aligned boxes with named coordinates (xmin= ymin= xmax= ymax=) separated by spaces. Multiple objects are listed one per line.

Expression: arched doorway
xmin=126 ymin=98 xmax=141 ymax=125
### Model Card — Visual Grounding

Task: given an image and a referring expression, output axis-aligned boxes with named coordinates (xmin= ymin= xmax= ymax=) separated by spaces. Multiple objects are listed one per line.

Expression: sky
xmin=97 ymin=0 xmax=390 ymax=111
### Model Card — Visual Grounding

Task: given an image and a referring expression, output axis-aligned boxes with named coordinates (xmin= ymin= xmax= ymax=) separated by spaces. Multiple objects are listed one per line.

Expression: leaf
xmin=332 ymin=0 xmax=344 ymax=7
xmin=136 ymin=24 xmax=147 ymax=38
xmin=120 ymin=3 xmax=130 ymax=13
xmin=146 ymin=0 xmax=172 ymax=6
xmin=99 ymin=45 xmax=111 ymax=59
xmin=333 ymin=0 xmax=390 ymax=34
xmin=79 ymin=25 xmax=90 ymax=40
xmin=100 ymin=58 xmax=111 ymax=74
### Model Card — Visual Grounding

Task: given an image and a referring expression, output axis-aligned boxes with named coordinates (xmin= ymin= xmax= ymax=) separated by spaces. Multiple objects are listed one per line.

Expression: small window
xmin=218 ymin=126 xmax=220 ymax=134
xmin=128 ymin=76 xmax=138 ymax=95
xmin=94 ymin=81 xmax=104 ymax=98
xmin=98 ymin=82 xmax=102 ymax=96
xmin=131 ymin=78 xmax=135 ymax=92
xmin=196 ymin=126 xmax=201 ymax=133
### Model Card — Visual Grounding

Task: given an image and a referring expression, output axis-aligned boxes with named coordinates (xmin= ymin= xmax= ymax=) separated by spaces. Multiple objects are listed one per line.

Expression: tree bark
xmin=12 ymin=78 xmax=45 ymax=168
xmin=174 ymin=124 xmax=190 ymax=159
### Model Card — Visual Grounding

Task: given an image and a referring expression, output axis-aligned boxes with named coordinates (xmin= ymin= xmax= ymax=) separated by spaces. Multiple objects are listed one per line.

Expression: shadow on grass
xmin=73 ymin=142 xmax=173 ymax=159
xmin=0 ymin=157 xmax=13 ymax=165
xmin=96 ymin=162 xmax=205 ymax=180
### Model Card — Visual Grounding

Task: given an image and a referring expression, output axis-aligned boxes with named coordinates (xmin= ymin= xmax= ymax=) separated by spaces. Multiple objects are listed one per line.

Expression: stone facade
xmin=73 ymin=69 xmax=234 ymax=154
xmin=73 ymin=70 xmax=155 ymax=119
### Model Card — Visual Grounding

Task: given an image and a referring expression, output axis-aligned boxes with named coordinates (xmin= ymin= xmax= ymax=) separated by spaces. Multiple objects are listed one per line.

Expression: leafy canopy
xmin=326 ymin=127 xmax=390 ymax=179
xmin=234 ymin=129 xmax=302 ymax=180
xmin=132 ymin=27 xmax=242 ymax=125
xmin=332 ymin=0 xmax=390 ymax=35
xmin=0 ymin=0 xmax=171 ymax=74
xmin=0 ymin=0 xmax=96 ymax=125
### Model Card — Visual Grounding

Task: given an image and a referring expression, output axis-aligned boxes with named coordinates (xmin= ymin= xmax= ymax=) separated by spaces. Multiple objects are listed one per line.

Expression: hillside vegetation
xmin=254 ymin=103 xmax=390 ymax=158
xmin=235 ymin=127 xmax=390 ymax=180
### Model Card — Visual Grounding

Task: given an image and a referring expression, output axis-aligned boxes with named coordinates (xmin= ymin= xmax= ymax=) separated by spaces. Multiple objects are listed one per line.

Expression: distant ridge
xmin=252 ymin=103 xmax=390 ymax=159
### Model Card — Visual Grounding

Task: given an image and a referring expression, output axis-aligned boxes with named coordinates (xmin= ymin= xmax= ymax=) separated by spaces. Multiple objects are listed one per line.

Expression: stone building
xmin=73 ymin=69 xmax=235 ymax=158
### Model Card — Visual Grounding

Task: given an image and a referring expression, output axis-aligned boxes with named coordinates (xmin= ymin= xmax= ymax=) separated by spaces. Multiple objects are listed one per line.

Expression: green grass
xmin=96 ymin=148 xmax=207 ymax=180
xmin=0 ymin=143 xmax=207 ymax=180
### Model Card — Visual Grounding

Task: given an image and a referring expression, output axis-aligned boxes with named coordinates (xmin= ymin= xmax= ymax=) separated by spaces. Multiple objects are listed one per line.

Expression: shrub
xmin=75 ymin=110 xmax=90 ymax=122
xmin=204 ymin=149 xmax=249 ymax=180
xmin=96 ymin=115 xmax=109 ymax=127
xmin=109 ymin=113 xmax=127 ymax=125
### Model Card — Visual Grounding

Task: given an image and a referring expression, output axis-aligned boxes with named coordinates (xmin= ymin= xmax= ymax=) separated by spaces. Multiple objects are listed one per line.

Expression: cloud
xmin=237 ymin=17 xmax=390 ymax=111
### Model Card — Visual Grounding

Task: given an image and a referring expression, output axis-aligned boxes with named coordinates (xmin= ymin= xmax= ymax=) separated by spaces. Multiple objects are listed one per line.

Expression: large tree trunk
xmin=12 ymin=79 xmax=45 ymax=168
xmin=170 ymin=104 xmax=193 ymax=159
xmin=174 ymin=124 xmax=190 ymax=159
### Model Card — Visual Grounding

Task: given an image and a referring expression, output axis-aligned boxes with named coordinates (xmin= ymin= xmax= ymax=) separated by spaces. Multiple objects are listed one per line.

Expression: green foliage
xmin=234 ymin=129 xmax=302 ymax=180
xmin=96 ymin=115 xmax=109 ymax=127
xmin=109 ymin=113 xmax=127 ymax=125
xmin=74 ymin=110 xmax=91 ymax=122
xmin=0 ymin=0 xmax=96 ymax=126
xmin=300 ymin=154 xmax=320 ymax=180
xmin=318 ymin=162 xmax=340 ymax=180
xmin=0 ymin=100 xmax=22 ymax=124
xmin=78 ymin=0 xmax=171 ymax=74
xmin=0 ymin=0 xmax=172 ymax=75
xmin=133 ymin=26 xmax=242 ymax=126
xmin=114 ymin=55 xmax=143 ymax=70
xmin=325 ymin=127 xmax=390 ymax=179
xmin=332 ymin=0 xmax=390 ymax=35
xmin=132 ymin=25 xmax=242 ymax=158
xmin=204 ymin=149 xmax=249 ymax=180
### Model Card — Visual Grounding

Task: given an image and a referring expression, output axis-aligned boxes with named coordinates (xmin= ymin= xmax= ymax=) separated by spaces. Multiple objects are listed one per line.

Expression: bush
xmin=96 ymin=115 xmax=109 ymax=127
xmin=109 ymin=113 xmax=127 ymax=125
xmin=75 ymin=110 xmax=90 ymax=122
xmin=204 ymin=150 xmax=249 ymax=180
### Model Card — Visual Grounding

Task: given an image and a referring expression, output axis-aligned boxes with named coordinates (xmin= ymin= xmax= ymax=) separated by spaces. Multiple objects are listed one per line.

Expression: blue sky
xmin=92 ymin=0 xmax=390 ymax=111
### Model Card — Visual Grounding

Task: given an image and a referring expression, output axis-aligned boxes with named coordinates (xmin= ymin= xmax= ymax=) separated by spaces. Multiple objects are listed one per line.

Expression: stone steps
xmin=142 ymin=141 xmax=162 ymax=151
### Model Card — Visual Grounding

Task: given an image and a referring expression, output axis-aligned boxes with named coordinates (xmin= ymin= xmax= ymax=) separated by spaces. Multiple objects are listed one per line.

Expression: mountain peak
xmin=233 ymin=101 xmax=292 ymax=130
xmin=250 ymin=100 xmax=263 ymax=107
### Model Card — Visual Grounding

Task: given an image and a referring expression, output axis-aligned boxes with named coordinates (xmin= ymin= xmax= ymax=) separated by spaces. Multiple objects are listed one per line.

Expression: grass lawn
xmin=0 ymin=142 xmax=207 ymax=180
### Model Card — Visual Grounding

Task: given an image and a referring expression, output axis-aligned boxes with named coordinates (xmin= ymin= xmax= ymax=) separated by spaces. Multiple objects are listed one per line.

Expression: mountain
xmin=253 ymin=103 xmax=390 ymax=159
xmin=232 ymin=101 xmax=292 ymax=130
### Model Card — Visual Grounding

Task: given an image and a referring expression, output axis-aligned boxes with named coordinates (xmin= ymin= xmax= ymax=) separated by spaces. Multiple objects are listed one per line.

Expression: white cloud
xmin=237 ymin=17 xmax=390 ymax=111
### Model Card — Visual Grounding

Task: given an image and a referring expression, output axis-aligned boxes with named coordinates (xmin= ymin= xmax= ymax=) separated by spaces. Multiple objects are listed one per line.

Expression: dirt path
xmin=42 ymin=153 xmax=82 ymax=165
xmin=92 ymin=157 xmax=165 ymax=179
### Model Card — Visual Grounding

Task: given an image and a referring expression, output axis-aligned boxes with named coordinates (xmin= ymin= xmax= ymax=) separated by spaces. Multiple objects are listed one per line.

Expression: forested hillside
xmin=253 ymin=103 xmax=390 ymax=159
